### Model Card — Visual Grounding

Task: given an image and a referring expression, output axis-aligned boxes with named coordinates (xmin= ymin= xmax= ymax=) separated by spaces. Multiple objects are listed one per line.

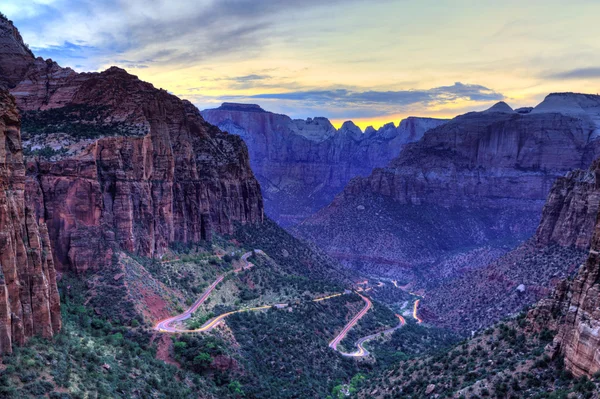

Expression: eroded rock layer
xmin=297 ymin=100 xmax=600 ymax=275
xmin=202 ymin=103 xmax=447 ymax=225
xmin=0 ymin=17 xmax=264 ymax=274
xmin=0 ymin=90 xmax=60 ymax=354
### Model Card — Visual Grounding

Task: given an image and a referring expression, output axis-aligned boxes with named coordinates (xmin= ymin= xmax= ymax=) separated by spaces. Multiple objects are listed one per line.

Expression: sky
xmin=4 ymin=0 xmax=600 ymax=129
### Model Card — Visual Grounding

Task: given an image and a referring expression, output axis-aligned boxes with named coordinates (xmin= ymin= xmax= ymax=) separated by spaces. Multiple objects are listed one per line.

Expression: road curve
xmin=154 ymin=251 xmax=257 ymax=333
xmin=328 ymin=293 xmax=372 ymax=352
xmin=339 ymin=314 xmax=406 ymax=357
xmin=413 ymin=299 xmax=423 ymax=324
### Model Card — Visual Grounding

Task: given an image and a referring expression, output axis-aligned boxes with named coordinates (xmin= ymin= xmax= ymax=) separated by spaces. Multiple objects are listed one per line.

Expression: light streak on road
xmin=154 ymin=251 xmax=256 ymax=333
xmin=313 ymin=293 xmax=343 ymax=302
xmin=335 ymin=313 xmax=406 ymax=357
xmin=413 ymin=299 xmax=423 ymax=324
xmin=328 ymin=293 xmax=372 ymax=352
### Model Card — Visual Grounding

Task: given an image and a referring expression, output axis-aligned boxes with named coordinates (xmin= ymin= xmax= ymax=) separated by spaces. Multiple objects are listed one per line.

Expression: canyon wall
xmin=0 ymin=16 xmax=264 ymax=274
xmin=202 ymin=103 xmax=447 ymax=225
xmin=0 ymin=90 xmax=60 ymax=354
xmin=296 ymin=100 xmax=600 ymax=276
xmin=421 ymin=159 xmax=600 ymax=333
xmin=528 ymin=160 xmax=600 ymax=378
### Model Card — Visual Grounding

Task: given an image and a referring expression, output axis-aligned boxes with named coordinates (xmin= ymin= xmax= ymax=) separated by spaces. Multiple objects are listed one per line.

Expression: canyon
xmin=3 ymin=9 xmax=600 ymax=396
xmin=296 ymin=98 xmax=600 ymax=280
xmin=421 ymin=158 xmax=600 ymax=333
xmin=202 ymin=102 xmax=447 ymax=225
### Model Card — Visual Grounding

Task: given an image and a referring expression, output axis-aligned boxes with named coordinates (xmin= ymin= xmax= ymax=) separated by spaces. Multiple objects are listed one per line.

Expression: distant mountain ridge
xmin=202 ymin=102 xmax=448 ymax=225
xmin=295 ymin=96 xmax=600 ymax=279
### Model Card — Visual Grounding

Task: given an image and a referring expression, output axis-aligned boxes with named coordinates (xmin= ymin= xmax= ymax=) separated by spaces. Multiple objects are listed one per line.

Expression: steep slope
xmin=0 ymin=90 xmax=60 ymax=354
xmin=0 ymin=17 xmax=263 ymax=274
xmin=421 ymin=159 xmax=600 ymax=333
xmin=202 ymin=103 xmax=448 ymax=225
xmin=297 ymin=98 xmax=600 ymax=280
xmin=531 ymin=167 xmax=600 ymax=377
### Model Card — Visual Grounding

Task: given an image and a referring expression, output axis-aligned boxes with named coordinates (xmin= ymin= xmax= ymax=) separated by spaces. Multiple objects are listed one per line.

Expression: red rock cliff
xmin=0 ymin=17 xmax=263 ymax=273
xmin=0 ymin=90 xmax=60 ymax=354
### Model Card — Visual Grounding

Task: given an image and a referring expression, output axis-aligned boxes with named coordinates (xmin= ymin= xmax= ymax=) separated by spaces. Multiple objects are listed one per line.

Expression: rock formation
xmin=296 ymin=98 xmax=600 ymax=276
xmin=552 ymin=238 xmax=600 ymax=378
xmin=536 ymin=159 xmax=600 ymax=249
xmin=422 ymin=157 xmax=600 ymax=334
xmin=202 ymin=103 xmax=447 ymax=225
xmin=0 ymin=90 xmax=60 ymax=354
xmin=524 ymin=160 xmax=600 ymax=378
xmin=0 ymin=16 xmax=264 ymax=274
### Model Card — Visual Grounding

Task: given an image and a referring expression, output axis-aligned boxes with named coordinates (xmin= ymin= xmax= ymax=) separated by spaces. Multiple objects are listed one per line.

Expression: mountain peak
xmin=340 ymin=120 xmax=363 ymax=140
xmin=533 ymin=92 xmax=600 ymax=114
xmin=482 ymin=101 xmax=514 ymax=114
xmin=218 ymin=102 xmax=266 ymax=113
xmin=0 ymin=13 xmax=35 ymax=89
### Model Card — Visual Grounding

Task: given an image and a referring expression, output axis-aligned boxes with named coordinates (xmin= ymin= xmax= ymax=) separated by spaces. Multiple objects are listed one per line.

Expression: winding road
xmin=155 ymin=250 xmax=259 ymax=333
xmin=337 ymin=314 xmax=406 ymax=357
xmin=413 ymin=299 xmax=423 ymax=324
xmin=154 ymin=250 xmax=412 ymax=358
xmin=328 ymin=293 xmax=372 ymax=353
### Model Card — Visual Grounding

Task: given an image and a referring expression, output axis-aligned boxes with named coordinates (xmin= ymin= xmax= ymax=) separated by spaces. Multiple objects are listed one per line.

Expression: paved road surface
xmin=338 ymin=314 xmax=406 ymax=357
xmin=154 ymin=251 xmax=257 ymax=333
xmin=328 ymin=293 xmax=372 ymax=352
xmin=413 ymin=299 xmax=423 ymax=324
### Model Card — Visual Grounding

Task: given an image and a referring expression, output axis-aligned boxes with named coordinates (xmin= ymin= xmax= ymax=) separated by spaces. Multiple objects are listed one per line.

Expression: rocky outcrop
xmin=0 ymin=14 xmax=35 ymax=90
xmin=528 ymin=161 xmax=600 ymax=378
xmin=0 ymin=19 xmax=264 ymax=274
xmin=297 ymin=98 xmax=600 ymax=275
xmin=202 ymin=103 xmax=447 ymax=225
xmin=0 ymin=90 xmax=60 ymax=354
xmin=536 ymin=160 xmax=600 ymax=249
xmin=422 ymin=158 xmax=600 ymax=334
xmin=553 ymin=243 xmax=600 ymax=378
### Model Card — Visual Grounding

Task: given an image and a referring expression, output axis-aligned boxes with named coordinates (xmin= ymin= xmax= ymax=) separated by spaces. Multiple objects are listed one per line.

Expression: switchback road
xmin=336 ymin=314 xmax=406 ymax=357
xmin=154 ymin=250 xmax=410 ymax=359
xmin=154 ymin=251 xmax=258 ymax=333
xmin=328 ymin=293 xmax=372 ymax=352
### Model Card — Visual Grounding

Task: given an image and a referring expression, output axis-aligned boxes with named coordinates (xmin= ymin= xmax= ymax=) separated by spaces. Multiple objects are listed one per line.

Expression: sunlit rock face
xmin=0 ymin=17 xmax=264 ymax=274
xmin=295 ymin=98 xmax=600 ymax=277
xmin=202 ymin=102 xmax=448 ymax=225
xmin=0 ymin=90 xmax=60 ymax=354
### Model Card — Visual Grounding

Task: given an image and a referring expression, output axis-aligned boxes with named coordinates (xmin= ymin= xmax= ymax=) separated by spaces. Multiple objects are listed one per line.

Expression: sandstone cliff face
xmin=0 ymin=90 xmax=60 ymax=354
xmin=0 ymin=14 xmax=35 ymax=90
xmin=529 ymin=161 xmax=600 ymax=378
xmin=202 ymin=103 xmax=447 ymax=225
xmin=420 ymin=159 xmax=600 ymax=334
xmin=0 ymin=18 xmax=264 ymax=274
xmin=553 ymin=243 xmax=600 ymax=378
xmin=297 ymin=99 xmax=600 ymax=275
xmin=536 ymin=160 xmax=600 ymax=249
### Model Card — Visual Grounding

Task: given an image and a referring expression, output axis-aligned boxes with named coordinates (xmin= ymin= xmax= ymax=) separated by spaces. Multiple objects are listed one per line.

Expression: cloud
xmin=4 ymin=0 xmax=380 ymax=70
xmin=191 ymin=81 xmax=504 ymax=121
xmin=246 ymin=82 xmax=503 ymax=107
xmin=231 ymin=74 xmax=272 ymax=82
xmin=545 ymin=67 xmax=600 ymax=80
